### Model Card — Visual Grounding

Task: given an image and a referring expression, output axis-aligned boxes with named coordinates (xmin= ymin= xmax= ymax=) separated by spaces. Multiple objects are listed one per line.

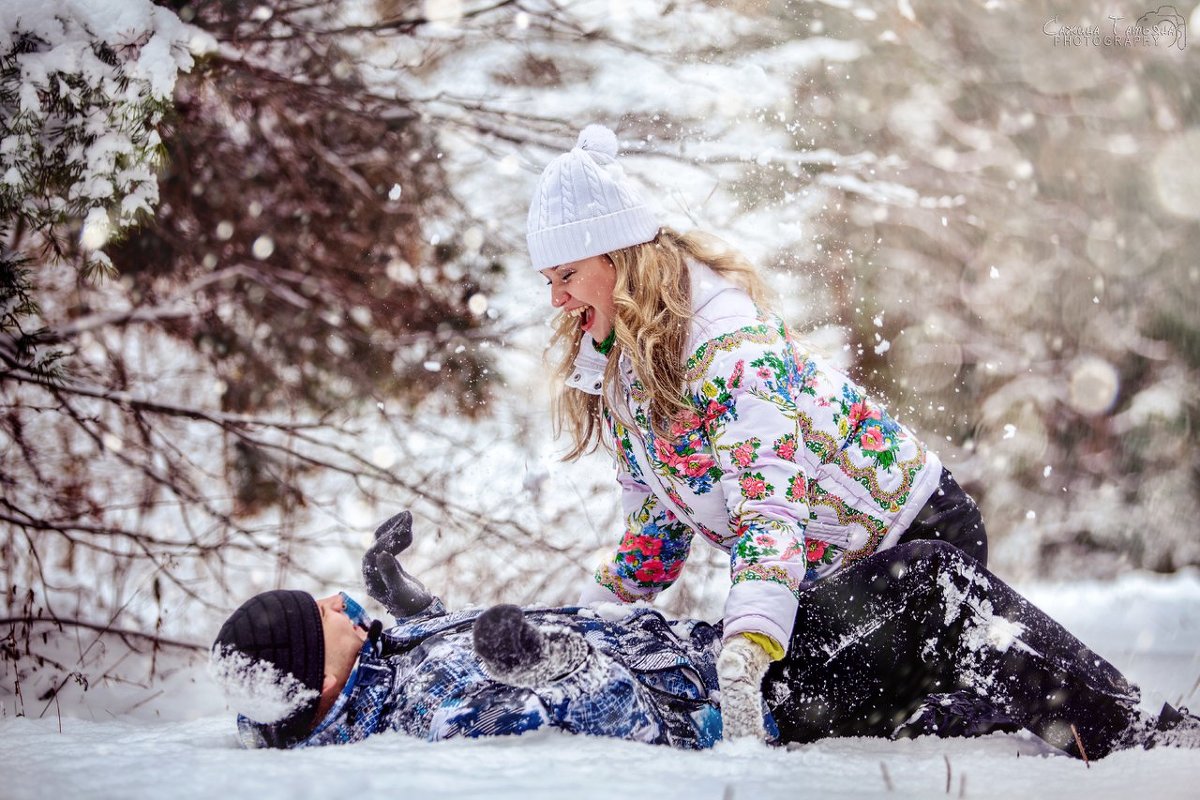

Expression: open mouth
xmin=565 ymin=305 xmax=595 ymax=332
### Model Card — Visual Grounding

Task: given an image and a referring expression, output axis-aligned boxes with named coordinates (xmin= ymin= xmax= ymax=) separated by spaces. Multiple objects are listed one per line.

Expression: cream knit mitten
xmin=717 ymin=635 xmax=771 ymax=741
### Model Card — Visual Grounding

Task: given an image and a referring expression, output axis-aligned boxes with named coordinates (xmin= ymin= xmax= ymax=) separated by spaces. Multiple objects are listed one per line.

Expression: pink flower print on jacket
xmin=655 ymin=435 xmax=714 ymax=476
xmin=781 ymin=539 xmax=805 ymax=561
xmin=738 ymin=472 xmax=773 ymax=500
xmin=638 ymin=556 xmax=667 ymax=582
xmin=773 ymin=433 xmax=798 ymax=463
xmin=669 ymin=409 xmax=703 ymax=440
xmin=848 ymin=401 xmax=881 ymax=427
xmin=729 ymin=438 xmax=762 ymax=469
xmin=806 ymin=539 xmax=828 ymax=562
xmin=634 ymin=559 xmax=667 ymax=583
xmin=681 ymin=453 xmax=716 ymax=477
xmin=620 ymin=535 xmax=663 ymax=558
xmin=837 ymin=385 xmax=906 ymax=470
xmin=802 ymin=537 xmax=840 ymax=581
xmin=805 ymin=537 xmax=838 ymax=571
xmin=649 ymin=424 xmax=721 ymax=494
xmin=729 ymin=359 xmax=745 ymax=387
xmin=702 ymin=400 xmax=729 ymax=428
xmin=636 ymin=557 xmax=684 ymax=584
xmin=652 ymin=437 xmax=677 ymax=467
xmin=859 ymin=427 xmax=886 ymax=452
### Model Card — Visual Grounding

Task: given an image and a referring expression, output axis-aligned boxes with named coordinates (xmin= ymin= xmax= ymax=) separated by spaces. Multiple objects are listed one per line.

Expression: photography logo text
xmin=1044 ymin=5 xmax=1187 ymax=49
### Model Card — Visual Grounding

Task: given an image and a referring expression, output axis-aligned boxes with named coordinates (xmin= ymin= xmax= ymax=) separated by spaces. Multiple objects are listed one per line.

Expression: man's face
xmin=316 ymin=594 xmax=367 ymax=670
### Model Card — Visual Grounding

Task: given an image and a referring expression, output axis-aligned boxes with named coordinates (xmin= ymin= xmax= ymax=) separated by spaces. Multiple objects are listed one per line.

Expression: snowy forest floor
xmin=4 ymin=571 xmax=1199 ymax=800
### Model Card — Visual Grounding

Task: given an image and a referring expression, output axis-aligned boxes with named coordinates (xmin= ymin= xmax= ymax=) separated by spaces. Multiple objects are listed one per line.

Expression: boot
xmin=1145 ymin=702 xmax=1200 ymax=750
xmin=893 ymin=690 xmax=1021 ymax=740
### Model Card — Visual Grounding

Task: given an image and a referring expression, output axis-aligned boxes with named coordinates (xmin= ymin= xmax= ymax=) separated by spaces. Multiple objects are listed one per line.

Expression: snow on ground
xmin=4 ymin=717 xmax=1199 ymax=800
xmin=2 ymin=570 xmax=1198 ymax=799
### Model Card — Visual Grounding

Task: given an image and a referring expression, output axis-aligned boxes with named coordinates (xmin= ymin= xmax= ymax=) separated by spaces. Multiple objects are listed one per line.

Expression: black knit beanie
xmin=211 ymin=589 xmax=325 ymax=742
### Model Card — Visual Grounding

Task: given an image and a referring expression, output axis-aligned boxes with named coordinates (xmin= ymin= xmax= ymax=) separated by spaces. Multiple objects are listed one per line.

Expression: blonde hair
xmin=549 ymin=228 xmax=773 ymax=460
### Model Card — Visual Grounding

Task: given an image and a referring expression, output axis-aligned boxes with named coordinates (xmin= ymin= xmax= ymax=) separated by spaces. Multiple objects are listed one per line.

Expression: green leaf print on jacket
xmin=832 ymin=384 xmax=905 ymax=472
xmin=729 ymin=518 xmax=801 ymax=594
xmin=604 ymin=408 xmax=645 ymax=482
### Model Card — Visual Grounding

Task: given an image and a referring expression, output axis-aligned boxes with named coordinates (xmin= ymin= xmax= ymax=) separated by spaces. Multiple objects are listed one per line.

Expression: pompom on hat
xmin=210 ymin=590 xmax=325 ymax=744
xmin=526 ymin=124 xmax=660 ymax=270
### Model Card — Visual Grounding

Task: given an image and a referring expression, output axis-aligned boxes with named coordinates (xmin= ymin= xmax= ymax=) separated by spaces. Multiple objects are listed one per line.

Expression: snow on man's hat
xmin=210 ymin=590 xmax=324 ymax=742
xmin=526 ymin=124 xmax=660 ymax=271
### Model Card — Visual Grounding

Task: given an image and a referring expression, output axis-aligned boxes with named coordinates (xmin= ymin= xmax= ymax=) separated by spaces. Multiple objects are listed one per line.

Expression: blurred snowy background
xmin=2 ymin=0 xmax=1199 ymax=749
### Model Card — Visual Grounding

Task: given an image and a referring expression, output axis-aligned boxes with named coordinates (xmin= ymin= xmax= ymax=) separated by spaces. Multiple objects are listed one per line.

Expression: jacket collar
xmin=564 ymin=331 xmax=609 ymax=395
xmin=687 ymin=260 xmax=740 ymax=319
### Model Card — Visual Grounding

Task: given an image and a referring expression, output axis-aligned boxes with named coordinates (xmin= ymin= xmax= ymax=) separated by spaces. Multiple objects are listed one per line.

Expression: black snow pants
xmin=896 ymin=467 xmax=989 ymax=566
xmin=763 ymin=540 xmax=1146 ymax=760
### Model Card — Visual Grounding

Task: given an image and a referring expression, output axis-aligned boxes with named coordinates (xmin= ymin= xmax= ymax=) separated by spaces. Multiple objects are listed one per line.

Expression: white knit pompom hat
xmin=526 ymin=125 xmax=660 ymax=270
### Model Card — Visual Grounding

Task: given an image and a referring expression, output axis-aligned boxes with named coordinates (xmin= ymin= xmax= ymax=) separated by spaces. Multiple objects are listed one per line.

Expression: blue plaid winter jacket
xmin=235 ymin=605 xmax=766 ymax=750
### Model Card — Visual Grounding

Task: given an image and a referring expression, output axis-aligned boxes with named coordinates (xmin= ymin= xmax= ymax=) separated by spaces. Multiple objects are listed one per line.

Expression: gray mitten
xmin=472 ymin=604 xmax=588 ymax=688
xmin=361 ymin=511 xmax=438 ymax=618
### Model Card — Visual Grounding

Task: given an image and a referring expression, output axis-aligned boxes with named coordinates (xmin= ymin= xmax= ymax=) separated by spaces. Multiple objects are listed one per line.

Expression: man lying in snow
xmin=211 ymin=510 xmax=728 ymax=750
xmin=211 ymin=512 xmax=1198 ymax=758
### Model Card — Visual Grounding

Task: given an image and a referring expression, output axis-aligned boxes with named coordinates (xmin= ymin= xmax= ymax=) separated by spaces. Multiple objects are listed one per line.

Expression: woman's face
xmin=541 ymin=255 xmax=617 ymax=340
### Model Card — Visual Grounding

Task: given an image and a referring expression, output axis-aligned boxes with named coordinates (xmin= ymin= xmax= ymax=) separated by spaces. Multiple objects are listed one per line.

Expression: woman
xmin=525 ymin=126 xmax=1196 ymax=757
xmin=529 ymin=125 xmax=991 ymax=739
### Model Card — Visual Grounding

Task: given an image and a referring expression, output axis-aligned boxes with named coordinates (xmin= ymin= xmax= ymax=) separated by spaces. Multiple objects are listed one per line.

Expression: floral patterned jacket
xmin=572 ymin=263 xmax=942 ymax=651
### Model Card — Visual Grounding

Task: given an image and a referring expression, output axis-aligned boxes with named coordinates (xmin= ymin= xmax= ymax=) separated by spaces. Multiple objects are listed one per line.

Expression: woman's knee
xmin=904 ymin=471 xmax=990 ymax=566
xmin=881 ymin=539 xmax=970 ymax=579
xmin=899 ymin=517 xmax=988 ymax=567
xmin=955 ymin=515 xmax=989 ymax=566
